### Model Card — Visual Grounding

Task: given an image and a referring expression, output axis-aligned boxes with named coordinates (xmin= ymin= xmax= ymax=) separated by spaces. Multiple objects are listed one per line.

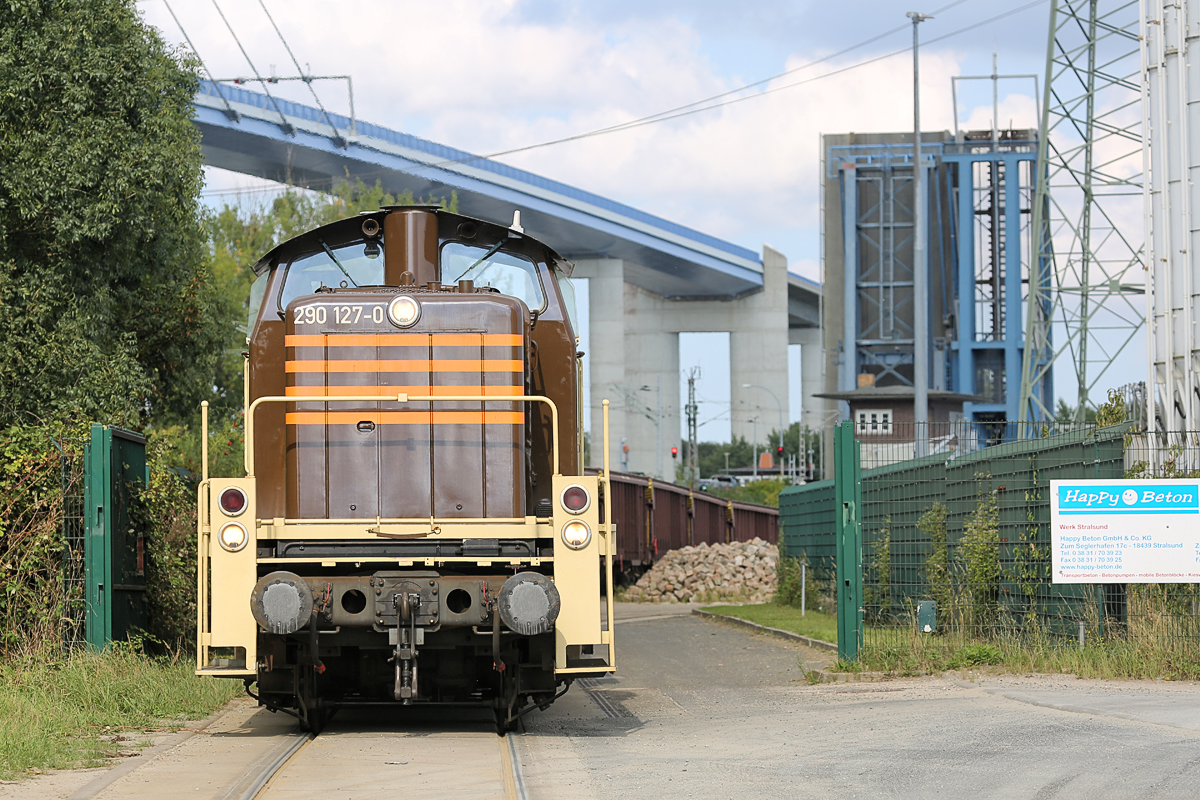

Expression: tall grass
xmin=853 ymin=590 xmax=1200 ymax=679
xmin=0 ymin=645 xmax=240 ymax=779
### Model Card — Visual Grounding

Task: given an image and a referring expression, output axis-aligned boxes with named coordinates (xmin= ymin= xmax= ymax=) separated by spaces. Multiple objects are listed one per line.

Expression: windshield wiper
xmin=319 ymin=238 xmax=358 ymax=287
xmin=459 ymin=240 xmax=506 ymax=281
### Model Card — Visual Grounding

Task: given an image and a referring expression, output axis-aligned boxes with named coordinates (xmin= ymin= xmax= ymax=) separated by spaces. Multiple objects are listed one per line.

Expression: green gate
xmin=83 ymin=424 xmax=148 ymax=648
xmin=833 ymin=422 xmax=863 ymax=662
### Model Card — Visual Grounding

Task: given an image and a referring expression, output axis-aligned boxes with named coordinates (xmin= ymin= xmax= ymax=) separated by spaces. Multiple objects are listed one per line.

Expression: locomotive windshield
xmin=441 ymin=242 xmax=544 ymax=311
xmin=279 ymin=241 xmax=385 ymax=311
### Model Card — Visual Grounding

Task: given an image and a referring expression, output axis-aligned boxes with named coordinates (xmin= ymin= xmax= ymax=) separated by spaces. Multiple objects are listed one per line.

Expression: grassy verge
xmin=702 ymin=603 xmax=839 ymax=645
xmin=0 ymin=647 xmax=241 ymax=780
xmin=700 ymin=605 xmax=1200 ymax=681
xmin=848 ymin=631 xmax=1200 ymax=680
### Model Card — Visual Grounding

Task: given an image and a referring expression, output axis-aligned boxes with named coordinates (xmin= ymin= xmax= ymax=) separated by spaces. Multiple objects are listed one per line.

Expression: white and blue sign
xmin=1056 ymin=484 xmax=1199 ymax=515
xmin=1051 ymin=479 xmax=1200 ymax=584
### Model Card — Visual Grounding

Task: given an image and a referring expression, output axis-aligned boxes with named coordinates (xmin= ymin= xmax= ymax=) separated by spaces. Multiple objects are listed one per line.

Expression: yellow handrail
xmin=602 ymin=398 xmax=616 ymax=668
xmin=243 ymin=393 xmax=559 ymax=477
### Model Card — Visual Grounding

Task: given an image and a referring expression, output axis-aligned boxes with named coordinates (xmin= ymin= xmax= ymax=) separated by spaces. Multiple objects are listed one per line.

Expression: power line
xmin=210 ymin=0 xmax=294 ymax=134
xmin=426 ymin=0 xmax=1047 ymax=169
xmin=162 ymin=0 xmax=238 ymax=122
xmin=186 ymin=0 xmax=1048 ymax=201
xmin=256 ymin=0 xmax=347 ymax=144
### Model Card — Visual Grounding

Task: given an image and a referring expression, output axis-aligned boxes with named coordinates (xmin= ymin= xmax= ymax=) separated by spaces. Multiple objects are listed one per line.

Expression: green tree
xmin=0 ymin=0 xmax=223 ymax=426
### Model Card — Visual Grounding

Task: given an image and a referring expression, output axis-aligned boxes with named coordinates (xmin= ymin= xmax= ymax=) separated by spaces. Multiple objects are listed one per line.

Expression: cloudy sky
xmin=137 ymin=0 xmax=1057 ymax=441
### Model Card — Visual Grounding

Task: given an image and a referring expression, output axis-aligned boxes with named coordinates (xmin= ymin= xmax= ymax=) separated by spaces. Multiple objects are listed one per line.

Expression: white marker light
xmin=218 ymin=522 xmax=248 ymax=552
xmin=387 ymin=296 xmax=421 ymax=328
xmin=561 ymin=520 xmax=591 ymax=550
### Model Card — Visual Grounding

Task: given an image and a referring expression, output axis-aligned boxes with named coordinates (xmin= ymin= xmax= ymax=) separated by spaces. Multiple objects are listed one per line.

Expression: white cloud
xmin=139 ymin=1 xmax=1044 ymax=264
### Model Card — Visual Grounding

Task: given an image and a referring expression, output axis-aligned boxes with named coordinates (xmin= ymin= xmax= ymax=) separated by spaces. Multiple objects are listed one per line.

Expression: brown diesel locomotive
xmin=195 ymin=206 xmax=615 ymax=731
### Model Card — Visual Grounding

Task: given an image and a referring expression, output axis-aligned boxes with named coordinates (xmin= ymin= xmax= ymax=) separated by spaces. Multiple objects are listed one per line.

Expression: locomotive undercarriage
xmin=247 ymin=555 xmax=566 ymax=732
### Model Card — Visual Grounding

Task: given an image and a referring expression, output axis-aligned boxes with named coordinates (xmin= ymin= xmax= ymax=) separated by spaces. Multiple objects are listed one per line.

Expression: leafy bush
xmin=949 ymin=643 xmax=1004 ymax=667
xmin=919 ymin=502 xmax=951 ymax=615
xmin=960 ymin=483 xmax=1001 ymax=626
xmin=774 ymin=555 xmax=829 ymax=612
xmin=0 ymin=427 xmax=75 ymax=654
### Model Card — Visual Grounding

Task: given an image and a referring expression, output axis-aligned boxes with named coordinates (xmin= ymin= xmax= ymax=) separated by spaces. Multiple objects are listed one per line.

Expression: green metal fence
xmin=779 ymin=420 xmax=1200 ymax=661
xmin=777 ymin=478 xmax=837 ymax=581
xmin=859 ymin=423 xmax=1131 ymax=650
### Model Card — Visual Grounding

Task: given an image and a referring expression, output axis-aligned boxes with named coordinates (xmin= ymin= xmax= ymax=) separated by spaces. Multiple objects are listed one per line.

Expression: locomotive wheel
xmin=494 ymin=706 xmax=520 ymax=735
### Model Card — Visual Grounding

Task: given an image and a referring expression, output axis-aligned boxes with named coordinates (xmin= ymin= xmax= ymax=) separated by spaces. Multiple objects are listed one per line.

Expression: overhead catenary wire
xmin=193 ymin=0 xmax=1048 ymax=198
xmin=426 ymin=0 xmax=1048 ymax=169
xmin=256 ymin=0 xmax=346 ymax=144
xmin=209 ymin=0 xmax=294 ymax=135
xmin=162 ymin=0 xmax=238 ymax=122
xmin=503 ymin=0 xmax=976 ymax=142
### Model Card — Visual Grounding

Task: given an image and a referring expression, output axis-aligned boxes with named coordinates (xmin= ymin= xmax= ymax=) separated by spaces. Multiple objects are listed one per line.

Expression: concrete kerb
xmin=691 ymin=608 xmax=837 ymax=652
xmin=691 ymin=608 xmax=888 ymax=683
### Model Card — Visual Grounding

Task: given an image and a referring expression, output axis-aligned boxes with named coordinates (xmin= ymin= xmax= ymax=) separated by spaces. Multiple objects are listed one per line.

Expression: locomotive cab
xmin=196 ymin=207 xmax=616 ymax=731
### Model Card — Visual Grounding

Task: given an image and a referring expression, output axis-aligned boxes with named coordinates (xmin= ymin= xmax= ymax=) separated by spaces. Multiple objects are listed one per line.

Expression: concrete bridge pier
xmin=575 ymin=246 xmax=792 ymax=479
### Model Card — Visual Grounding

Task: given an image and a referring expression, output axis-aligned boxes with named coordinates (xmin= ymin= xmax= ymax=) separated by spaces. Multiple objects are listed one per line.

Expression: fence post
xmin=83 ymin=424 xmax=149 ymax=649
xmin=834 ymin=421 xmax=863 ymax=662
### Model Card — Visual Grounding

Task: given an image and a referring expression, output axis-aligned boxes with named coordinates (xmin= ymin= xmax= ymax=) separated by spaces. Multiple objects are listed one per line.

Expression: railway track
xmin=69 ymin=703 xmax=529 ymax=800
xmin=247 ymin=722 xmax=528 ymax=800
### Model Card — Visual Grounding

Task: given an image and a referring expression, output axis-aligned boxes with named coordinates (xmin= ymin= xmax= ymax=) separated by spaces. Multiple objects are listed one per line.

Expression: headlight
xmin=559 ymin=484 xmax=591 ymax=514
xmin=219 ymin=487 xmax=247 ymax=516
xmin=561 ymin=520 xmax=592 ymax=550
xmin=218 ymin=522 xmax=248 ymax=552
xmin=387 ymin=296 xmax=421 ymax=327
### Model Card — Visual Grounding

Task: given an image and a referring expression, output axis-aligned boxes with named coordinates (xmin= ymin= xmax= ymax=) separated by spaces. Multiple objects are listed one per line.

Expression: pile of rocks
xmin=622 ymin=538 xmax=778 ymax=604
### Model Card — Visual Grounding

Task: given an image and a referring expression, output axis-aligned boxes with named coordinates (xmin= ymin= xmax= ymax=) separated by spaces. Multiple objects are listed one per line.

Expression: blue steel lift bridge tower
xmin=820 ymin=129 xmax=1053 ymax=442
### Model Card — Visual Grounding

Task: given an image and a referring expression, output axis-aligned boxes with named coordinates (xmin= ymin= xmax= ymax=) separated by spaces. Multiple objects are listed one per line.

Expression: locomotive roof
xmin=250 ymin=207 xmax=567 ymax=275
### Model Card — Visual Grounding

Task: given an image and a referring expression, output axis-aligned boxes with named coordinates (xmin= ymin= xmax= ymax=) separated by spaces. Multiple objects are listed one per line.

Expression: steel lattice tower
xmin=1019 ymin=0 xmax=1145 ymax=424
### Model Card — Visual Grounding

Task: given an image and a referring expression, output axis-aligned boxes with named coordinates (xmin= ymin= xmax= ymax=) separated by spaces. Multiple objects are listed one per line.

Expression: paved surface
xmin=6 ymin=602 xmax=1200 ymax=799
xmin=517 ymin=603 xmax=1200 ymax=799
xmin=262 ymin=722 xmax=507 ymax=800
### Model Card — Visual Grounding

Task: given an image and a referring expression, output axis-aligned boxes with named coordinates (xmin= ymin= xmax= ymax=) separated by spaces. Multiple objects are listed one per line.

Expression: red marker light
xmin=560 ymin=485 xmax=591 ymax=514
xmin=219 ymin=487 xmax=247 ymax=516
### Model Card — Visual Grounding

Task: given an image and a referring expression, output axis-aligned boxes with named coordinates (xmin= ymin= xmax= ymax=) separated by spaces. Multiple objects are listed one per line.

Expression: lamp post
xmin=743 ymin=383 xmax=785 ymax=477
xmin=751 ymin=416 xmax=760 ymax=479
xmin=908 ymin=10 xmax=932 ymax=458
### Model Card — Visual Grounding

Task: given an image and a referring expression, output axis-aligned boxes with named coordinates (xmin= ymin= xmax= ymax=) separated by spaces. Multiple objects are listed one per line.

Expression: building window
xmin=856 ymin=409 xmax=893 ymax=436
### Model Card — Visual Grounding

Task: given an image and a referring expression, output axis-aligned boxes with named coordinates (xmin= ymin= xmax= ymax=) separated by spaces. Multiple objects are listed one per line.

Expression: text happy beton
xmin=1060 ymin=489 xmax=1194 ymax=507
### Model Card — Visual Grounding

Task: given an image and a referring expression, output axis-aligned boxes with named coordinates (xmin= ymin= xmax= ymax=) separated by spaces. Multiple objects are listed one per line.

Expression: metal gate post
xmin=83 ymin=425 xmax=109 ymax=648
xmin=83 ymin=424 xmax=149 ymax=649
xmin=834 ymin=421 xmax=863 ymax=662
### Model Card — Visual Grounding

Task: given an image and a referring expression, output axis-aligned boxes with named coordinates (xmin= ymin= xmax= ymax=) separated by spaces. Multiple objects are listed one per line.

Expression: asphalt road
xmin=518 ymin=603 xmax=1200 ymax=800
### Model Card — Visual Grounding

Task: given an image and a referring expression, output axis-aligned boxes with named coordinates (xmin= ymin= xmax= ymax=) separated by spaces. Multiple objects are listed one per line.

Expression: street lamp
xmin=908 ymin=10 xmax=932 ymax=458
xmin=742 ymin=383 xmax=785 ymax=477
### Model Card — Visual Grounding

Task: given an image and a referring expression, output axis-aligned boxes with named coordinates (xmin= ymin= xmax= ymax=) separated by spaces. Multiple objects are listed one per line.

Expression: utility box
xmin=917 ymin=600 xmax=937 ymax=634
xmin=84 ymin=424 xmax=149 ymax=648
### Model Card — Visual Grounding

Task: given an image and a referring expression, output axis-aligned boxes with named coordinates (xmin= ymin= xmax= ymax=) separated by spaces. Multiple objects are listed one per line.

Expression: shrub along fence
xmin=779 ymin=421 xmax=1200 ymax=666
xmin=0 ymin=424 xmax=202 ymax=657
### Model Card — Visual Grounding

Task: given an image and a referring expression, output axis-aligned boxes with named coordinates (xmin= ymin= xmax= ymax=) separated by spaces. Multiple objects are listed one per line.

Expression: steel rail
xmin=241 ymin=730 xmax=314 ymax=800
xmin=241 ymin=727 xmax=526 ymax=799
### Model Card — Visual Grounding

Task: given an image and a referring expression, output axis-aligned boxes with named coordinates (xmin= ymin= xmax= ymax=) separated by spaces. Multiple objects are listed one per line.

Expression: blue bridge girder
xmin=193 ymin=81 xmax=821 ymax=322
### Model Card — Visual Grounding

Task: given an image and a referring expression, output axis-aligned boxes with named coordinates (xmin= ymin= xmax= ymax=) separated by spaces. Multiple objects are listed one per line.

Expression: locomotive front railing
xmin=233 ymin=393 xmax=560 ymax=478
